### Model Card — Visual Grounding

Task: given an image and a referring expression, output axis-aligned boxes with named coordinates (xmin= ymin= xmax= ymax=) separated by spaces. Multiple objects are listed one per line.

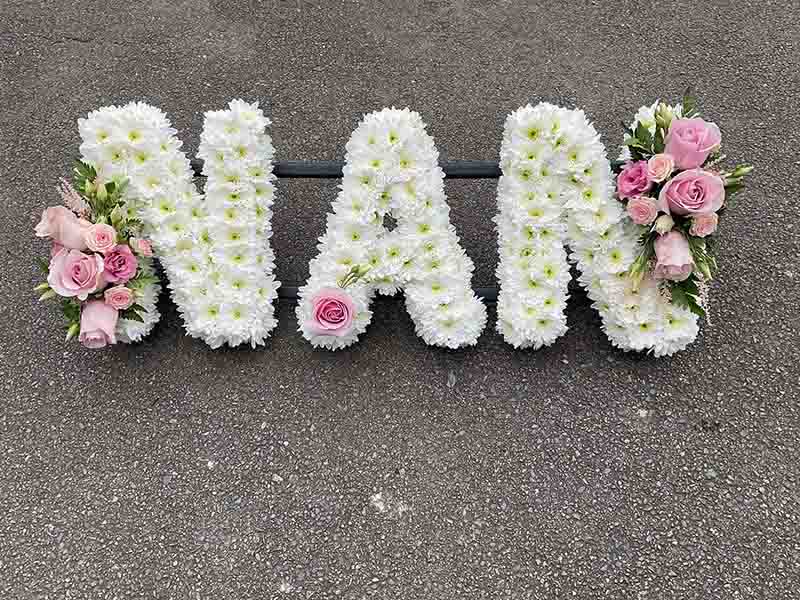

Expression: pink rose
xmin=104 ymin=285 xmax=135 ymax=310
xmin=307 ymin=288 xmax=355 ymax=337
xmin=35 ymin=206 xmax=92 ymax=250
xmin=47 ymin=248 xmax=106 ymax=300
xmin=129 ymin=237 xmax=153 ymax=257
xmin=103 ymin=245 xmax=138 ymax=284
xmin=689 ymin=213 xmax=719 ymax=238
xmin=654 ymin=231 xmax=694 ymax=282
xmin=664 ymin=117 xmax=722 ymax=169
xmin=85 ymin=223 xmax=117 ymax=253
xmin=616 ymin=161 xmax=652 ymax=199
xmin=657 ymin=169 xmax=725 ymax=216
xmin=626 ymin=196 xmax=659 ymax=225
xmin=647 ymin=153 xmax=674 ymax=182
xmin=78 ymin=300 xmax=118 ymax=349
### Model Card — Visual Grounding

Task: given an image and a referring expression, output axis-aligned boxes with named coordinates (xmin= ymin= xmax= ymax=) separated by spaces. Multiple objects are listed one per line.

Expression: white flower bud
xmin=654 ymin=214 xmax=675 ymax=235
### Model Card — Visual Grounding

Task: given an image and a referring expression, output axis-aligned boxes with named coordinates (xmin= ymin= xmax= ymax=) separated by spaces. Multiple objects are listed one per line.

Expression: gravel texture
xmin=1 ymin=1 xmax=798 ymax=598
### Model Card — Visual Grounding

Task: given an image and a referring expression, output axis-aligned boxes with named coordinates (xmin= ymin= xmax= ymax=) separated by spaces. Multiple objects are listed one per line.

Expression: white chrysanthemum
xmin=78 ymin=100 xmax=280 ymax=348
xmin=297 ymin=107 xmax=486 ymax=349
xmin=495 ymin=102 xmax=699 ymax=355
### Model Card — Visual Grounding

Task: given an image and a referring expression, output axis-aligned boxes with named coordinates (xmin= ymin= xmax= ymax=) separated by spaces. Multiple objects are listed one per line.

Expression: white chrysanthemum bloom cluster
xmin=297 ymin=107 xmax=486 ymax=350
xmin=496 ymin=103 xmax=698 ymax=356
xmin=117 ymin=257 xmax=161 ymax=343
xmin=494 ymin=105 xmax=574 ymax=348
xmin=78 ymin=100 xmax=280 ymax=348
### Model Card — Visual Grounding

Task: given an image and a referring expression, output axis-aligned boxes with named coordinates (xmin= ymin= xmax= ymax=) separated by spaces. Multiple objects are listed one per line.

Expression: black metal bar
xmin=276 ymin=286 xmax=498 ymax=302
xmin=190 ymin=158 xmax=501 ymax=179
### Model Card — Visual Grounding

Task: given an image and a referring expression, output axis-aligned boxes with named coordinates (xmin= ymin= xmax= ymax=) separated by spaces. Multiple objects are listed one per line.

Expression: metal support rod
xmin=189 ymin=158 xmax=501 ymax=301
xmin=276 ymin=286 xmax=498 ymax=303
xmin=190 ymin=158 xmax=501 ymax=179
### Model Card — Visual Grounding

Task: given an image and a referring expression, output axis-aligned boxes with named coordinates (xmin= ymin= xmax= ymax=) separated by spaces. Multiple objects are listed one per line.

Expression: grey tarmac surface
xmin=1 ymin=1 xmax=799 ymax=598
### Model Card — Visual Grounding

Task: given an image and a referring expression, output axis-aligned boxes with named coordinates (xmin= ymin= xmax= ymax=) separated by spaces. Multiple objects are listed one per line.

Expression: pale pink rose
xmin=626 ymin=196 xmax=659 ymax=225
xmin=689 ymin=213 xmax=719 ymax=238
xmin=657 ymin=169 xmax=725 ymax=216
xmin=85 ymin=223 xmax=117 ymax=253
xmin=47 ymin=248 xmax=106 ymax=300
xmin=104 ymin=285 xmax=135 ymax=310
xmin=307 ymin=288 xmax=355 ymax=337
xmin=103 ymin=244 xmax=138 ymax=284
xmin=129 ymin=237 xmax=153 ymax=257
xmin=78 ymin=300 xmax=118 ymax=349
xmin=654 ymin=231 xmax=694 ymax=282
xmin=616 ymin=161 xmax=652 ymax=199
xmin=664 ymin=117 xmax=722 ymax=169
xmin=51 ymin=242 xmax=64 ymax=257
xmin=647 ymin=153 xmax=675 ymax=182
xmin=35 ymin=206 xmax=92 ymax=250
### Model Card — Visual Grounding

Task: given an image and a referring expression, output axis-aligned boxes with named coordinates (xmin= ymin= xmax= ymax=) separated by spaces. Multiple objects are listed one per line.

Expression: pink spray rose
xmin=657 ymin=169 xmax=725 ymax=216
xmin=647 ymin=153 xmax=675 ymax=182
xmin=78 ymin=300 xmax=118 ymax=349
xmin=616 ymin=161 xmax=652 ymax=199
xmin=35 ymin=206 xmax=92 ymax=250
xmin=307 ymin=288 xmax=355 ymax=337
xmin=654 ymin=231 xmax=694 ymax=282
xmin=129 ymin=237 xmax=153 ymax=257
xmin=664 ymin=117 xmax=722 ymax=169
xmin=85 ymin=223 xmax=117 ymax=253
xmin=104 ymin=285 xmax=135 ymax=310
xmin=689 ymin=213 xmax=719 ymax=238
xmin=103 ymin=244 xmax=138 ymax=284
xmin=47 ymin=248 xmax=106 ymax=300
xmin=626 ymin=196 xmax=659 ymax=225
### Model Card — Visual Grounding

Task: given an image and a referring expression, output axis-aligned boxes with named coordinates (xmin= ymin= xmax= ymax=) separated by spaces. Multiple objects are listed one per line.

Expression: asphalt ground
xmin=1 ymin=1 xmax=798 ymax=598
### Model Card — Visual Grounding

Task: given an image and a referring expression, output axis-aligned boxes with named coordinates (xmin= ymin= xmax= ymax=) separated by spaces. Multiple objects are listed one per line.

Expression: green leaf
xmin=610 ymin=159 xmax=627 ymax=173
xmin=61 ymin=299 xmax=81 ymax=322
xmin=682 ymin=275 xmax=699 ymax=296
xmin=653 ymin=126 xmax=665 ymax=154
xmin=35 ymin=256 xmax=50 ymax=274
xmin=670 ymin=282 xmax=706 ymax=318
xmin=687 ymin=298 xmax=706 ymax=318
xmin=120 ymin=308 xmax=145 ymax=323
xmin=624 ymin=144 xmax=648 ymax=162
xmin=73 ymin=160 xmax=97 ymax=194
xmin=682 ymin=86 xmax=698 ymax=118
xmin=724 ymin=182 xmax=744 ymax=198
xmin=129 ymin=273 xmax=158 ymax=290
xmin=634 ymin=122 xmax=654 ymax=151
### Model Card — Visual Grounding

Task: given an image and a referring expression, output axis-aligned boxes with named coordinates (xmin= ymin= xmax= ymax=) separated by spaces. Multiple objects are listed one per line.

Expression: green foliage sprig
xmin=619 ymin=87 xmax=698 ymax=168
xmin=669 ymin=274 xmax=706 ymax=318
